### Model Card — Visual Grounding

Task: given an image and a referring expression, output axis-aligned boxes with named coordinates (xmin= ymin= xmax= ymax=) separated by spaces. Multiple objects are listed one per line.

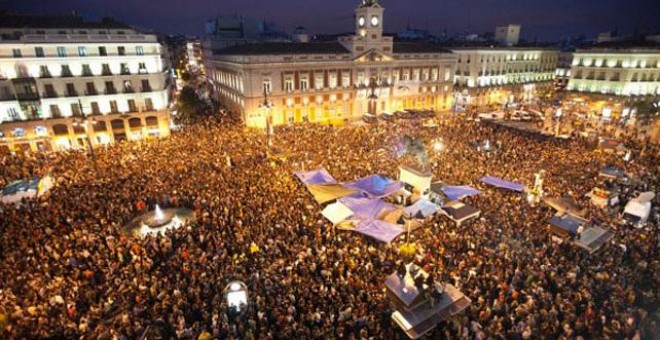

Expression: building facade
xmin=204 ymin=0 xmax=457 ymax=128
xmin=0 ymin=15 xmax=171 ymax=153
xmin=566 ymin=48 xmax=660 ymax=99
xmin=451 ymin=47 xmax=559 ymax=109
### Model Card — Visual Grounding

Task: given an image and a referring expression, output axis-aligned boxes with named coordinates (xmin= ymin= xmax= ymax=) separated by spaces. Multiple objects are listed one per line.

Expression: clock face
xmin=371 ymin=16 xmax=379 ymax=27
xmin=358 ymin=16 xmax=365 ymax=27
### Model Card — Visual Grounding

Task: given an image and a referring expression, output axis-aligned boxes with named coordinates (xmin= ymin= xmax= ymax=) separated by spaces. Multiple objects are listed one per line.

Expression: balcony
xmin=105 ymin=88 xmax=117 ymax=95
xmin=16 ymin=92 xmax=39 ymax=101
xmin=65 ymin=90 xmax=78 ymax=97
xmin=40 ymin=72 xmax=52 ymax=78
xmin=141 ymin=87 xmax=152 ymax=93
xmin=82 ymin=72 xmax=94 ymax=77
xmin=42 ymin=91 xmax=58 ymax=98
xmin=101 ymin=71 xmax=113 ymax=76
xmin=123 ymin=87 xmax=135 ymax=94
xmin=85 ymin=89 xmax=98 ymax=96
xmin=120 ymin=69 xmax=131 ymax=75
xmin=61 ymin=71 xmax=74 ymax=78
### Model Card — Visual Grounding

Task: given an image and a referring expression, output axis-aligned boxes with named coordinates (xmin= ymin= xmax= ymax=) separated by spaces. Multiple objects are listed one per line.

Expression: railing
xmin=42 ymin=91 xmax=58 ymax=98
xmin=141 ymin=87 xmax=152 ymax=93
xmin=85 ymin=89 xmax=98 ymax=96
xmin=19 ymin=33 xmax=158 ymax=43
xmin=105 ymin=88 xmax=117 ymax=95
xmin=123 ymin=88 xmax=135 ymax=94
xmin=65 ymin=91 xmax=78 ymax=97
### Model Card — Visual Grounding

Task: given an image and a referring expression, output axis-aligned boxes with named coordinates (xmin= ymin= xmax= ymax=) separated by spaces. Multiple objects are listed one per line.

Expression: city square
xmin=1 ymin=0 xmax=659 ymax=338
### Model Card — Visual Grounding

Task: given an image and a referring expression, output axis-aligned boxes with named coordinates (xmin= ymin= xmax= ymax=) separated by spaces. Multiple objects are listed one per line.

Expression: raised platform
xmin=391 ymin=284 xmax=471 ymax=339
xmin=574 ymin=226 xmax=614 ymax=254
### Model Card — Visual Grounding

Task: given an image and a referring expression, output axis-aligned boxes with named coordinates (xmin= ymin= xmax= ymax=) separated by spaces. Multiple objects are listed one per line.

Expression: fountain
xmin=123 ymin=204 xmax=196 ymax=237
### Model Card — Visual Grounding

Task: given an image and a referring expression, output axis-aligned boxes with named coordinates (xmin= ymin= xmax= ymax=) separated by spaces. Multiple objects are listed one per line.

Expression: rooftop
xmin=213 ymin=42 xmax=350 ymax=55
xmin=392 ymin=42 xmax=452 ymax=54
xmin=0 ymin=13 xmax=130 ymax=30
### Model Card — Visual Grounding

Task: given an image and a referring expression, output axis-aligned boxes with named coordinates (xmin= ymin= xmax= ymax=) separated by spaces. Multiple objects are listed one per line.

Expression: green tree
xmin=176 ymin=86 xmax=205 ymax=118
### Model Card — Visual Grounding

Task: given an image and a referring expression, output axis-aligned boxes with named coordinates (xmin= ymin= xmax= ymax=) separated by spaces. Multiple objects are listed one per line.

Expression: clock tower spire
xmin=339 ymin=0 xmax=392 ymax=57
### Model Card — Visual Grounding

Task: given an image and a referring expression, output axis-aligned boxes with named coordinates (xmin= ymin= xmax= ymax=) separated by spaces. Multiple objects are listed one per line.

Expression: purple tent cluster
xmin=294 ymin=169 xmax=337 ymax=186
xmin=441 ymin=185 xmax=482 ymax=201
xmin=480 ymin=176 xmax=525 ymax=192
xmin=343 ymin=174 xmax=404 ymax=198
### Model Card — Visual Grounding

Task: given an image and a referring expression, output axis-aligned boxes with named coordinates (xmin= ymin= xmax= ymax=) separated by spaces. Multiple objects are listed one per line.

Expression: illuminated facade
xmin=204 ymin=0 xmax=456 ymax=128
xmin=566 ymin=48 xmax=660 ymax=97
xmin=451 ymin=47 xmax=559 ymax=109
xmin=0 ymin=16 xmax=171 ymax=153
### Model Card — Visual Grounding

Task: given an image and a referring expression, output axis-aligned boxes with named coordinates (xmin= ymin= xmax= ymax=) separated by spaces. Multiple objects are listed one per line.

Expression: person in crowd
xmin=0 ymin=112 xmax=657 ymax=339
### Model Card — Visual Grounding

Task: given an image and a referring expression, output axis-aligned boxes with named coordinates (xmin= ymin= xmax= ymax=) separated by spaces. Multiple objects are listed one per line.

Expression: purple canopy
xmin=480 ymin=176 xmax=525 ymax=192
xmin=344 ymin=174 xmax=404 ymax=198
xmin=339 ymin=196 xmax=397 ymax=220
xmin=294 ymin=169 xmax=337 ymax=186
xmin=442 ymin=185 xmax=482 ymax=201
xmin=355 ymin=219 xmax=404 ymax=243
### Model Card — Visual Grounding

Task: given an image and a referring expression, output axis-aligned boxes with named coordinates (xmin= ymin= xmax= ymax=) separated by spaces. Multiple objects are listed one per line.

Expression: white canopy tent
xmin=322 ymin=202 xmax=355 ymax=225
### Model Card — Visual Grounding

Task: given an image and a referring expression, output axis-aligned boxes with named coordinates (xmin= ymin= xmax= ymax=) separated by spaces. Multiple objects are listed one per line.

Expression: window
xmin=144 ymin=98 xmax=154 ymax=111
xmin=262 ymin=78 xmax=272 ymax=94
xmin=141 ymin=79 xmax=151 ymax=92
xmin=342 ymin=73 xmax=350 ymax=87
xmin=78 ymin=46 xmax=87 ymax=56
xmin=120 ymin=63 xmax=130 ymax=75
xmin=86 ymin=82 xmax=97 ymax=96
xmin=118 ymin=46 xmax=125 ymax=56
xmin=138 ymin=62 xmax=147 ymax=74
xmin=127 ymin=99 xmax=137 ymax=112
xmin=136 ymin=46 xmax=144 ymax=55
xmin=279 ymin=75 xmax=292 ymax=93
xmin=71 ymin=103 xmax=82 ymax=116
xmin=12 ymin=49 xmax=22 ymax=58
xmin=44 ymin=84 xmax=56 ymax=98
xmin=123 ymin=80 xmax=133 ymax=93
xmin=57 ymin=46 xmax=67 ymax=57
xmin=35 ymin=47 xmax=45 ymax=57
xmin=90 ymin=102 xmax=100 ymax=115
xmin=314 ymin=73 xmax=324 ymax=89
xmin=82 ymin=64 xmax=92 ymax=76
xmin=13 ymin=128 xmax=25 ymax=137
xmin=66 ymin=83 xmax=76 ymax=97
xmin=99 ymin=46 xmax=107 ymax=56
xmin=49 ymin=105 xmax=61 ymax=118
xmin=35 ymin=126 xmax=48 ymax=136
xmin=105 ymin=81 xmax=116 ymax=94
xmin=61 ymin=65 xmax=73 ymax=77
xmin=109 ymin=100 xmax=119 ymax=113
xmin=329 ymin=73 xmax=337 ymax=88
xmin=101 ymin=64 xmax=112 ymax=76
xmin=300 ymin=77 xmax=308 ymax=91
xmin=39 ymin=65 xmax=51 ymax=78
xmin=8 ymin=108 xmax=20 ymax=120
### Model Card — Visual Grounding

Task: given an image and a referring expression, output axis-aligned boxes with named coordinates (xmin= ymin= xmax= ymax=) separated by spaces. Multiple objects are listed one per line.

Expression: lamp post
xmin=260 ymin=87 xmax=274 ymax=146
xmin=73 ymin=99 xmax=98 ymax=174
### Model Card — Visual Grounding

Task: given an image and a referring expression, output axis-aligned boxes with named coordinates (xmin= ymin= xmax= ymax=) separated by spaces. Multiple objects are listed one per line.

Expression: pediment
xmin=354 ymin=49 xmax=393 ymax=62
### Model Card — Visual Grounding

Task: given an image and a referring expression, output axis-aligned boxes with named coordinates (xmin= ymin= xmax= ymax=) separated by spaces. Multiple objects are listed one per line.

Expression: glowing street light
xmin=433 ymin=139 xmax=444 ymax=152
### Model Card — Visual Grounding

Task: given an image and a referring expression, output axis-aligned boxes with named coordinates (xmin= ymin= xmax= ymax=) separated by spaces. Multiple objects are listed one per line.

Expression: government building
xmin=0 ymin=14 xmax=171 ymax=153
xmin=204 ymin=0 xmax=457 ymax=128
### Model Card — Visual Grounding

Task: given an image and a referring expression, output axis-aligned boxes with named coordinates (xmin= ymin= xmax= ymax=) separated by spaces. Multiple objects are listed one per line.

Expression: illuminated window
xmin=35 ymin=126 xmax=48 ymax=136
xmin=78 ymin=46 xmax=87 ymax=57
xmin=13 ymin=128 xmax=25 ymax=137
xmin=300 ymin=76 xmax=308 ymax=91
xmin=262 ymin=78 xmax=271 ymax=94
xmin=284 ymin=77 xmax=293 ymax=92
xmin=57 ymin=46 xmax=67 ymax=57
xmin=136 ymin=46 xmax=144 ymax=55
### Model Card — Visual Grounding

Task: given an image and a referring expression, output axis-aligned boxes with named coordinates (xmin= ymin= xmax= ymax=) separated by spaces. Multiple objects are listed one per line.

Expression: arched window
xmin=110 ymin=119 xmax=125 ymax=130
xmin=52 ymin=124 xmax=69 ymax=136
xmin=145 ymin=116 xmax=158 ymax=127
xmin=128 ymin=117 xmax=142 ymax=128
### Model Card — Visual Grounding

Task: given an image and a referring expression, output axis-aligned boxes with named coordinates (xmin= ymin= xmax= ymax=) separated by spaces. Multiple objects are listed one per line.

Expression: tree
xmin=176 ymin=86 xmax=206 ymax=119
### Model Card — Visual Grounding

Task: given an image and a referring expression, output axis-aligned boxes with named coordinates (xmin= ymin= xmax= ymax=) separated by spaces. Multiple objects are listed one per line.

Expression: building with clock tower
xmin=203 ymin=0 xmax=458 ymax=128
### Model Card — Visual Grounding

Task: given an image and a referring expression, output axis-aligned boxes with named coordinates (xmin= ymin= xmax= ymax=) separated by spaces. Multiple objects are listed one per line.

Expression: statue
xmin=361 ymin=0 xmax=379 ymax=7
xmin=400 ymin=135 xmax=429 ymax=171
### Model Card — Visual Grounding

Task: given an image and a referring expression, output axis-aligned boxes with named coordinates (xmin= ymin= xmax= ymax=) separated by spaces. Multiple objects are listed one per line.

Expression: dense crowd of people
xmin=0 ymin=113 xmax=658 ymax=339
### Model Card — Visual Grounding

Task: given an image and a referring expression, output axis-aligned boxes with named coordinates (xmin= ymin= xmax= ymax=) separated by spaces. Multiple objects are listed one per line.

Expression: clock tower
xmin=355 ymin=0 xmax=383 ymax=41
xmin=339 ymin=0 xmax=393 ymax=57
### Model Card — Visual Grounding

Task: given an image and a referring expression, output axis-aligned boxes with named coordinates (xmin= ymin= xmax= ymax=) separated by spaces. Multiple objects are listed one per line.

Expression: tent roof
xmin=321 ymin=202 xmax=354 ymax=225
xmin=1 ymin=178 xmax=40 ymax=196
xmin=344 ymin=174 xmax=404 ymax=198
xmin=294 ymin=169 xmax=337 ymax=186
xmin=480 ymin=176 xmax=525 ymax=192
xmin=339 ymin=195 xmax=398 ymax=220
xmin=307 ymin=184 xmax=358 ymax=204
xmin=549 ymin=214 xmax=588 ymax=234
xmin=404 ymin=198 xmax=441 ymax=218
xmin=599 ymin=165 xmax=625 ymax=178
xmin=542 ymin=197 xmax=585 ymax=217
xmin=441 ymin=185 xmax=481 ymax=201
xmin=442 ymin=201 xmax=481 ymax=220
xmin=355 ymin=219 xmax=404 ymax=243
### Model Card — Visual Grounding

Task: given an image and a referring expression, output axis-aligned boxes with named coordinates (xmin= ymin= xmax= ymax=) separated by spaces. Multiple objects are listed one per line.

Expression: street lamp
xmin=260 ymin=87 xmax=274 ymax=146
xmin=72 ymin=99 xmax=98 ymax=174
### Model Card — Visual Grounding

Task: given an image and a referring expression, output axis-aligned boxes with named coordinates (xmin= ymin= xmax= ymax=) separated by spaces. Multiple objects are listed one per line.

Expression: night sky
xmin=4 ymin=0 xmax=659 ymax=41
